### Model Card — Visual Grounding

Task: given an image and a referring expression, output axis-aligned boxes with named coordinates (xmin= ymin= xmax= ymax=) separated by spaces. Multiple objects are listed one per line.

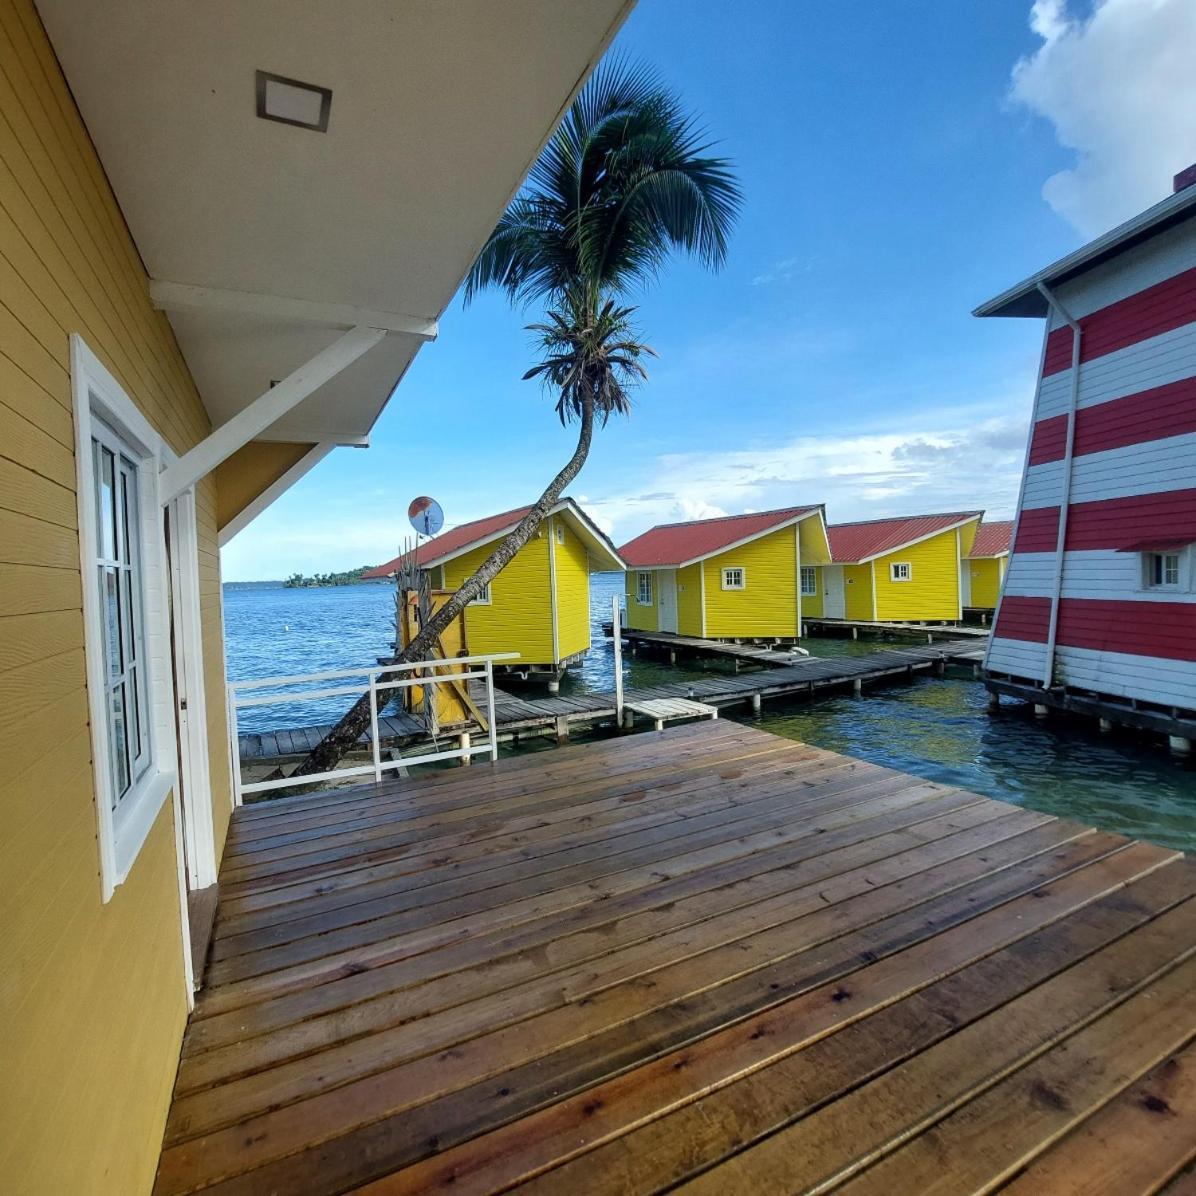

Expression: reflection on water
xmin=223 ymin=573 xmax=1196 ymax=851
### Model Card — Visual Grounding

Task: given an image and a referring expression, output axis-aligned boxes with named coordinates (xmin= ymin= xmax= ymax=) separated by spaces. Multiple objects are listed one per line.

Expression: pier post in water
xmin=750 ymin=693 xmax=761 ymax=717
xmin=1169 ymin=735 xmax=1192 ymax=757
xmin=852 ymin=678 xmax=863 ymax=697
xmin=458 ymin=731 xmax=471 ymax=766
xmin=555 ymin=715 xmax=570 ymax=744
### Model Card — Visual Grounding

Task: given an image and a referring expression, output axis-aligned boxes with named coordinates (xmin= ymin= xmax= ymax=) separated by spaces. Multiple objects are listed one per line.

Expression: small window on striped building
xmin=1144 ymin=552 xmax=1182 ymax=590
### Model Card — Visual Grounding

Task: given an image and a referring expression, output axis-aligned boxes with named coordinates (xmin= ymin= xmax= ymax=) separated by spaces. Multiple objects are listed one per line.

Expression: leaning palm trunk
xmin=285 ymin=394 xmax=594 ymax=780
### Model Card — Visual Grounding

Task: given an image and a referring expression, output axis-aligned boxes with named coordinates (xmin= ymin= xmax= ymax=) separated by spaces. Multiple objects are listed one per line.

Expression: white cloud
xmin=750 ymin=256 xmax=810 ymax=286
xmin=587 ymin=405 xmax=1030 ymax=545
xmin=1010 ymin=0 xmax=1196 ymax=237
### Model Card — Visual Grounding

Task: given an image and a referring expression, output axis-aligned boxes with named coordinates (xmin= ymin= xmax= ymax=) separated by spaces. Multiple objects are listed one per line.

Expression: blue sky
xmin=221 ymin=0 xmax=1196 ymax=581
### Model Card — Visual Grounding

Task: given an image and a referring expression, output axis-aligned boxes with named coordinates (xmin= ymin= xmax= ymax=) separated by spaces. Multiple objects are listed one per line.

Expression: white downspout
xmin=1036 ymin=280 xmax=1082 ymax=690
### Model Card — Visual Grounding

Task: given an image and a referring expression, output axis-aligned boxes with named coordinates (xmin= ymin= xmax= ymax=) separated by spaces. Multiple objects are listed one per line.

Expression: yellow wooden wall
xmin=844 ymin=563 xmax=874 ymax=620
xmin=676 ymin=562 xmax=703 ymax=635
xmin=873 ymin=525 xmax=970 ymax=621
xmin=444 ymin=530 xmax=555 ymax=665
xmin=0 ymin=2 xmax=231 ymax=1189
xmin=214 ymin=440 xmax=315 ymax=536
xmin=967 ymin=556 xmax=1006 ymax=609
xmin=702 ymin=525 xmax=798 ymax=638
xmin=800 ymin=569 xmax=824 ymax=618
xmin=551 ymin=516 xmax=591 ymax=660
xmin=625 ymin=569 xmax=659 ymax=632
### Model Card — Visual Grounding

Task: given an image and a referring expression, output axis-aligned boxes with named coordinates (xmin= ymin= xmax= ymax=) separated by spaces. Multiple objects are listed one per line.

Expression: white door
xmin=960 ymin=561 xmax=972 ymax=607
xmin=166 ymin=491 xmax=216 ymax=891
xmin=823 ymin=565 xmax=846 ymax=619
xmin=657 ymin=569 xmax=679 ymax=633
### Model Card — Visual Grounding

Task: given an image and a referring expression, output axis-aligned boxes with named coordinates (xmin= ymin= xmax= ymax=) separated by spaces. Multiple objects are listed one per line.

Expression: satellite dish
xmin=408 ymin=496 xmax=444 ymax=537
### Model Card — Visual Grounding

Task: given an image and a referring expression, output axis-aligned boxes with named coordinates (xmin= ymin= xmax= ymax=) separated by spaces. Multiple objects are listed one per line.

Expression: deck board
xmin=155 ymin=721 xmax=1196 ymax=1195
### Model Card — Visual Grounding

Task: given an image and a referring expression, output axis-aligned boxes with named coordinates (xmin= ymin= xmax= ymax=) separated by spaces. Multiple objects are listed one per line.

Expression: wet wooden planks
xmin=156 ymin=720 xmax=1196 ymax=1195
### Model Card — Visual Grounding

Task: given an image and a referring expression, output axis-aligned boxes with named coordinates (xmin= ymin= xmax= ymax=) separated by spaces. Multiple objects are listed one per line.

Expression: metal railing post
xmin=485 ymin=659 xmax=499 ymax=762
xmin=227 ymin=683 xmax=243 ymax=807
xmin=612 ymin=594 xmax=624 ymax=724
xmin=368 ymin=671 xmax=382 ymax=783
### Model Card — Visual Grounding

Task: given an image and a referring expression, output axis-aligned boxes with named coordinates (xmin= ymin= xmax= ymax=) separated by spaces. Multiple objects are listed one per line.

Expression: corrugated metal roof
xmin=828 ymin=511 xmax=982 ymax=563
xmin=974 ymin=184 xmax=1196 ymax=319
xmin=618 ymin=505 xmax=822 ymax=568
xmin=968 ymin=520 xmax=1013 ymax=558
xmin=362 ymin=505 xmax=532 ymax=578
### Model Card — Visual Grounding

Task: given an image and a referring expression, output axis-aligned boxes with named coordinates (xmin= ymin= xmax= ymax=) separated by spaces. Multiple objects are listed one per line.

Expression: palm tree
xmin=288 ymin=59 xmax=740 ymax=781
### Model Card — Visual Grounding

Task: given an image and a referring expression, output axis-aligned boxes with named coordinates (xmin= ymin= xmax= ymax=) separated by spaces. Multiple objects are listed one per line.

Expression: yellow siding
xmin=625 ymin=569 xmax=659 ymax=632
xmin=443 ymin=530 xmax=555 ymax=665
xmin=798 ymin=514 xmax=832 ymax=565
xmin=0 ymin=3 xmax=232 ymax=1190
xmin=873 ymin=524 xmax=970 ymax=621
xmin=214 ymin=440 xmax=315 ymax=535
xmin=677 ymin=562 xmax=703 ymax=635
xmin=551 ymin=516 xmax=591 ymax=660
xmin=844 ymin=563 xmax=874 ymax=620
xmin=800 ymin=567 xmax=824 ymax=619
xmin=968 ymin=556 xmax=1006 ymax=609
xmin=702 ymin=525 xmax=798 ymax=639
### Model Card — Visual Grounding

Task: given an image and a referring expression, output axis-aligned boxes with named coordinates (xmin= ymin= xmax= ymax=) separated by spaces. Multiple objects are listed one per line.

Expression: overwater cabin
xmin=963 ymin=519 xmax=1013 ymax=612
xmin=363 ymin=499 xmax=624 ymax=688
xmin=978 ymin=165 xmax=1196 ymax=745
xmin=818 ymin=511 xmax=983 ymax=622
xmin=618 ymin=505 xmax=832 ymax=641
xmin=0 ymin=2 xmax=631 ymax=1190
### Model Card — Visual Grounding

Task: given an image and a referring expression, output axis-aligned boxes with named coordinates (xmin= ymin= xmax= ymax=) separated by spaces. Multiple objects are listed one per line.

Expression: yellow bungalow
xmin=0 ymin=3 xmax=627 ymax=1191
xmin=963 ymin=519 xmax=1013 ymax=611
xmin=819 ymin=511 xmax=983 ymax=623
xmin=618 ymin=505 xmax=832 ymax=641
xmin=364 ymin=499 xmax=624 ymax=687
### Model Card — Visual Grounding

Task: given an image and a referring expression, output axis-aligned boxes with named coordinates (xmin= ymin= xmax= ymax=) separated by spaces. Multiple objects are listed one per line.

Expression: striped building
xmin=978 ymin=167 xmax=1196 ymax=729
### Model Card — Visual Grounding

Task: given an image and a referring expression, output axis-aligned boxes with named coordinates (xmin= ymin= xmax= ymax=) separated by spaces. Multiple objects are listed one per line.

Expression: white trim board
xmin=834 ymin=515 xmax=983 ymax=565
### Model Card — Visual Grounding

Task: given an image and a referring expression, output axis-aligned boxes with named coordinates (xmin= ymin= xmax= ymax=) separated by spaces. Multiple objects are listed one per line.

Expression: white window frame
xmin=636 ymin=571 xmax=653 ymax=606
xmin=72 ymin=336 xmax=177 ymax=902
xmin=800 ymin=566 xmax=817 ymax=596
xmin=721 ymin=566 xmax=746 ymax=591
xmin=1142 ymin=550 xmax=1187 ymax=592
xmin=471 ymin=579 xmax=493 ymax=605
xmin=890 ymin=562 xmax=912 ymax=582
xmin=554 ymin=522 xmax=566 ymax=546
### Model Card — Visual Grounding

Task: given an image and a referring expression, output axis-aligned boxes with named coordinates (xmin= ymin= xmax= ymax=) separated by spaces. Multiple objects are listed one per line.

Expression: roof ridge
xmin=635 ymin=503 xmax=819 ymax=534
xmin=828 ymin=510 xmax=982 ymax=529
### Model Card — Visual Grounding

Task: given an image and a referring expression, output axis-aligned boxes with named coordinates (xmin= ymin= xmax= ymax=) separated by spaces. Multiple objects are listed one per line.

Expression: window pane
xmin=102 ymin=566 xmax=124 ymax=677
xmin=109 ymin=681 xmax=130 ymax=806
xmin=95 ymin=443 xmax=116 ymax=560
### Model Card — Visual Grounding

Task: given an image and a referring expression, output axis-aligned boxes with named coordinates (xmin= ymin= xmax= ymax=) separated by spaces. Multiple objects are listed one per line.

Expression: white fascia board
xmin=150 ymin=280 xmax=438 ymax=340
xmin=851 ymin=515 xmax=983 ymax=564
xmin=556 ymin=498 xmax=626 ymax=570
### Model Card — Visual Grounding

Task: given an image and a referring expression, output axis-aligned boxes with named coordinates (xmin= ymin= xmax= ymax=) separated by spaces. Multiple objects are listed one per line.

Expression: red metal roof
xmin=362 ymin=505 xmax=532 ymax=578
xmin=827 ymin=511 xmax=982 ymax=563
xmin=969 ymin=520 xmax=1013 ymax=558
xmin=618 ymin=506 xmax=822 ymax=568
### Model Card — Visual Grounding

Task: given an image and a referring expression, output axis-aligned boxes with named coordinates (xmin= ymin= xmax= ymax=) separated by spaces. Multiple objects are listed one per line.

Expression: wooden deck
xmin=159 ymin=721 xmax=1196 ymax=1194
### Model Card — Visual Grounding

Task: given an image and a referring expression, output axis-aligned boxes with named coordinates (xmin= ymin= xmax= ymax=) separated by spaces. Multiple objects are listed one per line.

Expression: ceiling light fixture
xmin=255 ymin=70 xmax=331 ymax=132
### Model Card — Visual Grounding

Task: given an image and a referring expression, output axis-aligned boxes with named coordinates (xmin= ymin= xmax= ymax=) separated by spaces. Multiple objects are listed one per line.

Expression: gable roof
xmin=968 ymin=520 xmax=1013 ymax=559
xmin=827 ymin=511 xmax=982 ymax=564
xmin=618 ymin=505 xmax=824 ymax=569
xmin=362 ymin=498 xmax=623 ymax=578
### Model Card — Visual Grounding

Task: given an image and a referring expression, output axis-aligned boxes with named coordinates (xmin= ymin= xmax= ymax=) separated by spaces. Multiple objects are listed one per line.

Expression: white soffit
xmin=36 ymin=0 xmax=633 ymax=442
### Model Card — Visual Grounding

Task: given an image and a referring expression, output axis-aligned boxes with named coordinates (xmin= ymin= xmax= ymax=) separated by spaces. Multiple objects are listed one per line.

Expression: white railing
xmin=227 ymin=652 xmax=518 ymax=803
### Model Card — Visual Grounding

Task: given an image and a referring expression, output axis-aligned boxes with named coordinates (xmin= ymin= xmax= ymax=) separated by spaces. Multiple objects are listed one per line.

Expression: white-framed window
xmin=554 ymin=522 xmax=566 ymax=546
xmin=72 ymin=335 xmax=175 ymax=901
xmin=800 ymin=566 xmax=817 ymax=596
xmin=636 ymin=571 xmax=653 ymax=605
xmin=1143 ymin=551 xmax=1184 ymax=591
xmin=721 ymin=566 xmax=746 ymax=590
xmin=471 ymin=580 xmax=493 ymax=605
xmin=890 ymin=562 xmax=912 ymax=582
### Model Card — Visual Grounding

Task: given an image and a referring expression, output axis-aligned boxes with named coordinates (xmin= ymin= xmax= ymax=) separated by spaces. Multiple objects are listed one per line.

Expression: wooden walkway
xmin=617 ymin=627 xmax=806 ymax=666
xmin=239 ymin=640 xmax=985 ymax=761
xmin=802 ymin=616 xmax=991 ymax=641
xmin=158 ymin=722 xmax=1196 ymax=1194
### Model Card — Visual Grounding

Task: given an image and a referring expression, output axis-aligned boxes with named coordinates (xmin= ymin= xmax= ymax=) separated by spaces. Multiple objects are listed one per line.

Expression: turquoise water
xmin=223 ymin=573 xmax=1196 ymax=851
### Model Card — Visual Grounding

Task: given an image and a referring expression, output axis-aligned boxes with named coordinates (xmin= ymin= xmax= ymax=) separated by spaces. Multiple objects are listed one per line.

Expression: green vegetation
xmin=283 ymin=567 xmax=375 ymax=588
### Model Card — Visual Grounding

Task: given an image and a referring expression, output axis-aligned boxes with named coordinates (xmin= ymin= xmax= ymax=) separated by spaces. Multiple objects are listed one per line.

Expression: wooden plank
xmin=372 ymin=875 xmax=1196 ymax=1196
xmin=998 ymin=1040 xmax=1196 ymax=1196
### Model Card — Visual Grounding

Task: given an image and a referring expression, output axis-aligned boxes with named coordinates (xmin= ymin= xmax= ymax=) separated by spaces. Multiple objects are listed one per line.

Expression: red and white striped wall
xmin=988 ymin=216 xmax=1196 ymax=709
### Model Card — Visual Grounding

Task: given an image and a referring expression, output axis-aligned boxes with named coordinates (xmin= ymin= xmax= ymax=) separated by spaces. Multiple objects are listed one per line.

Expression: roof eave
xmin=974 ymin=187 xmax=1196 ymax=320
xmin=846 ymin=513 xmax=983 ymax=564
